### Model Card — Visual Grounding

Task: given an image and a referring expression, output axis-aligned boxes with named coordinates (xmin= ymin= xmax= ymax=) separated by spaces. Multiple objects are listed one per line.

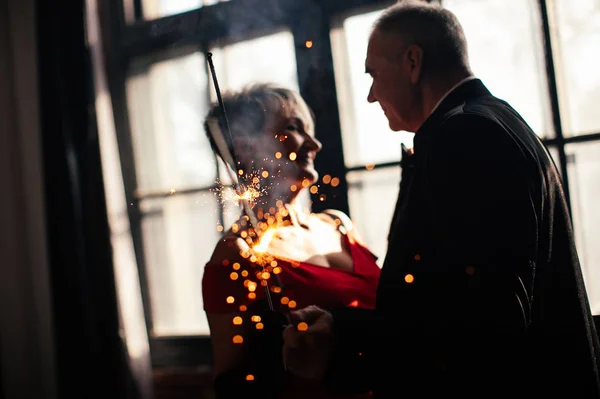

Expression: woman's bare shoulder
xmin=314 ymin=209 xmax=355 ymax=231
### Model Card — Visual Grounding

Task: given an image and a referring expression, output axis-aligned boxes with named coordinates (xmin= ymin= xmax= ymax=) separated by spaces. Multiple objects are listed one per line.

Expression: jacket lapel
xmin=386 ymin=79 xmax=492 ymax=245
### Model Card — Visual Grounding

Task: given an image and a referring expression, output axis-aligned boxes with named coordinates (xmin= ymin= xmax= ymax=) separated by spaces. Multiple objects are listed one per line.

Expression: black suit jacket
xmin=327 ymin=79 xmax=600 ymax=398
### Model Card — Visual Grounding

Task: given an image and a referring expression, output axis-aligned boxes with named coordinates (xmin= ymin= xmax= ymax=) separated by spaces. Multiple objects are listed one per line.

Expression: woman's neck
xmin=250 ymin=183 xmax=310 ymax=228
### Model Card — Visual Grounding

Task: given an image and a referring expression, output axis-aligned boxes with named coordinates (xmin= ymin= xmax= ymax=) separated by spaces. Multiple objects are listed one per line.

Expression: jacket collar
xmin=429 ymin=76 xmax=479 ymax=116
xmin=413 ymin=78 xmax=492 ymax=152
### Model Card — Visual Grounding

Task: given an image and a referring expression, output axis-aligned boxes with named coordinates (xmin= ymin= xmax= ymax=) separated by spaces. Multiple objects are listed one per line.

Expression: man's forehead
xmin=365 ymin=33 xmax=381 ymax=69
xmin=365 ymin=40 xmax=390 ymax=72
xmin=367 ymin=30 xmax=405 ymax=58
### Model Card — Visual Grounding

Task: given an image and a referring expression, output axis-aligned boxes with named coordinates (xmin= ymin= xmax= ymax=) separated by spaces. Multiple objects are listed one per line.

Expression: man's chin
xmin=388 ymin=120 xmax=404 ymax=132
xmin=389 ymin=119 xmax=414 ymax=133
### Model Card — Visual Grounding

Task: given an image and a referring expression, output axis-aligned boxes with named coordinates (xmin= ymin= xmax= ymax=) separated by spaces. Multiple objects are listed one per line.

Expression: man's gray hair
xmin=373 ymin=0 xmax=470 ymax=77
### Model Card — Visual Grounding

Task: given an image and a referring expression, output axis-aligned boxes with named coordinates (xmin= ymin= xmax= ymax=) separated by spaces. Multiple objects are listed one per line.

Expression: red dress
xmin=203 ymin=230 xmax=381 ymax=398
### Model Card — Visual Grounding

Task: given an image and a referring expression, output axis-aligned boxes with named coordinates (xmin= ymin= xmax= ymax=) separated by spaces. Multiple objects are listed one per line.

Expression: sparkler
xmin=206 ymin=52 xmax=274 ymax=311
xmin=205 ymin=118 xmax=260 ymax=229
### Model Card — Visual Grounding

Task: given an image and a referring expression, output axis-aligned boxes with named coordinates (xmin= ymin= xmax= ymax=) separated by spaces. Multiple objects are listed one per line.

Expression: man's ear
xmin=404 ymin=44 xmax=423 ymax=84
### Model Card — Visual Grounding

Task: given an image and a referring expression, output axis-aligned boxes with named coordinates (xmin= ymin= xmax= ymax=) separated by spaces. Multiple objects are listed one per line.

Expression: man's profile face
xmin=365 ymin=31 xmax=419 ymax=133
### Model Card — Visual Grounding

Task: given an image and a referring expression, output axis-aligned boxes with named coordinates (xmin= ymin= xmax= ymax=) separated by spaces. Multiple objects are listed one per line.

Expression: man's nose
xmin=367 ymin=85 xmax=376 ymax=103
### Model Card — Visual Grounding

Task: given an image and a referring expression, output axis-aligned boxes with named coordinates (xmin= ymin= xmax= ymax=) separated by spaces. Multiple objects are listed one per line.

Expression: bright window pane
xmin=141 ymin=192 xmax=221 ymax=336
xmin=331 ymin=10 xmax=414 ymax=168
xmin=566 ymin=142 xmax=600 ymax=315
xmin=141 ymin=0 xmax=229 ymax=20
xmin=347 ymin=166 xmax=401 ymax=266
xmin=547 ymin=145 xmax=562 ymax=177
xmin=127 ymin=52 xmax=217 ymax=194
xmin=550 ymin=0 xmax=600 ymax=136
xmin=444 ymin=0 xmax=553 ymax=138
xmin=209 ymin=30 xmax=299 ymax=95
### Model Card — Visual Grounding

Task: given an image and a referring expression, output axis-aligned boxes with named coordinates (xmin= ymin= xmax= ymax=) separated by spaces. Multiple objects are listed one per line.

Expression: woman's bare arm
xmin=206 ymin=233 xmax=253 ymax=375
xmin=207 ymin=312 xmax=250 ymax=375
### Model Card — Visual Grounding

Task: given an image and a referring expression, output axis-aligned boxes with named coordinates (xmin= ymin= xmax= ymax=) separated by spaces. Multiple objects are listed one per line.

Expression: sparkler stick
xmin=207 ymin=53 xmax=239 ymax=171
xmin=206 ymin=52 xmax=274 ymax=312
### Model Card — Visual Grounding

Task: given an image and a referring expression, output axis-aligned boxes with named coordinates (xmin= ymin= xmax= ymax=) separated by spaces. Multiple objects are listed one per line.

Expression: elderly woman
xmin=202 ymin=83 xmax=380 ymax=399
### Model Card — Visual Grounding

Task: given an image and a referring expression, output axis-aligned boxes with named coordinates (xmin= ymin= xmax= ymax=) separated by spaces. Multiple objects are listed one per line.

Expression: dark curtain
xmin=36 ymin=1 xmax=141 ymax=397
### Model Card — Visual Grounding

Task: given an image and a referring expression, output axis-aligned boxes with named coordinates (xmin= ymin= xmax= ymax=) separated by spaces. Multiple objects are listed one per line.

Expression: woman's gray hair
xmin=204 ymin=83 xmax=313 ymax=162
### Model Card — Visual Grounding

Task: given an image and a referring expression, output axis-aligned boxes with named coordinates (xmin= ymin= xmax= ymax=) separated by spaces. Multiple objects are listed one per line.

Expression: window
xmin=443 ymin=0 xmax=553 ymax=137
xmin=141 ymin=0 xmax=230 ymax=20
xmin=128 ymin=53 xmax=215 ymax=194
xmin=567 ymin=141 xmax=600 ymax=314
xmin=127 ymin=52 xmax=218 ymax=336
xmin=331 ymin=9 xmax=412 ymax=263
xmin=331 ymin=10 xmax=414 ymax=168
xmin=139 ymin=194 xmax=220 ymax=335
xmin=347 ymin=167 xmax=400 ymax=264
xmin=125 ymin=30 xmax=299 ymax=336
xmin=209 ymin=30 xmax=299 ymax=94
xmin=99 ymin=0 xmax=600 ymax=369
xmin=549 ymin=0 xmax=600 ymax=136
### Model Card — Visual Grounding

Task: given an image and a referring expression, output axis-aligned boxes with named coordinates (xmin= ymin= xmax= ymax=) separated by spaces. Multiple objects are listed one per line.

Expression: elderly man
xmin=283 ymin=1 xmax=600 ymax=398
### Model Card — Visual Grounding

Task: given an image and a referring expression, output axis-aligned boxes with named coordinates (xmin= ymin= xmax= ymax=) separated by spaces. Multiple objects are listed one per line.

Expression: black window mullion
xmin=136 ymin=185 xmax=220 ymax=200
xmin=544 ymin=132 xmax=600 ymax=146
xmin=120 ymin=0 xmax=297 ymax=60
xmin=133 ymin=0 xmax=143 ymax=21
xmin=346 ymin=161 xmax=401 ymax=173
xmin=320 ymin=0 xmax=396 ymax=17
xmin=293 ymin=2 xmax=350 ymax=215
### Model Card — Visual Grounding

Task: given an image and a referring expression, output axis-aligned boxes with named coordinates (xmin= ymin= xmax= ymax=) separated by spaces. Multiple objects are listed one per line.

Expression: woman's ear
xmin=231 ymin=136 xmax=257 ymax=163
xmin=231 ymin=136 xmax=278 ymax=173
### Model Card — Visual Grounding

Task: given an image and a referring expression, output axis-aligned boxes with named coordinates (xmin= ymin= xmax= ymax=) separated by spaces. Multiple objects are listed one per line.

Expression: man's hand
xmin=282 ymin=305 xmax=334 ymax=381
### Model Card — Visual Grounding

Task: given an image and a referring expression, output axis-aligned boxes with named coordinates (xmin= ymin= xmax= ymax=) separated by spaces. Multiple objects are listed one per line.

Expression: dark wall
xmin=35 ymin=0 xmax=140 ymax=397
